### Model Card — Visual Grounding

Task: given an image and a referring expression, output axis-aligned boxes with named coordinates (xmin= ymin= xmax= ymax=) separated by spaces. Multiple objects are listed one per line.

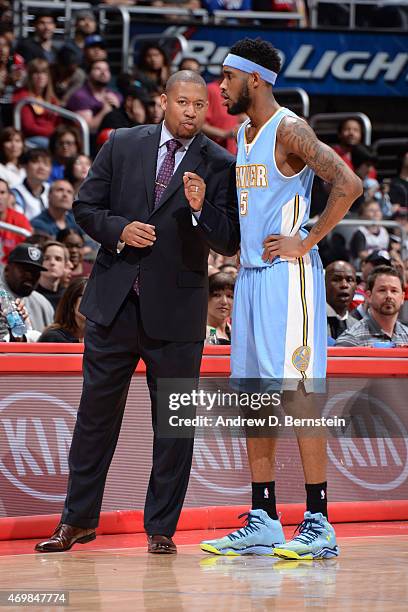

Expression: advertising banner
xmin=0 ymin=375 xmax=407 ymax=518
xmin=130 ymin=23 xmax=408 ymax=97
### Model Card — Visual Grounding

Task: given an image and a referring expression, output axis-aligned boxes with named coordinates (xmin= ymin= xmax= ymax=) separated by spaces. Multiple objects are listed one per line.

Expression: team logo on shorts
xmin=292 ymin=345 xmax=311 ymax=372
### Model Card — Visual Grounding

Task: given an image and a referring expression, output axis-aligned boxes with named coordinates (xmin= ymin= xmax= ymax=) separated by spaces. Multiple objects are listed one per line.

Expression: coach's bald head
xmin=161 ymin=70 xmax=208 ymax=139
xmin=165 ymin=70 xmax=207 ymax=94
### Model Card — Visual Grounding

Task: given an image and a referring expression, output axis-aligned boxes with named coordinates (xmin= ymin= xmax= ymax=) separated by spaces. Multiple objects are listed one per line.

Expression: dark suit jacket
xmin=73 ymin=124 xmax=240 ymax=341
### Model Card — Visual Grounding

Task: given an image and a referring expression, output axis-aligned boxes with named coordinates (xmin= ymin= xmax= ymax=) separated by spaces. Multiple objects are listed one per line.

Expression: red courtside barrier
xmin=0 ymin=344 xmax=407 ymax=375
xmin=0 ymin=344 xmax=407 ymax=539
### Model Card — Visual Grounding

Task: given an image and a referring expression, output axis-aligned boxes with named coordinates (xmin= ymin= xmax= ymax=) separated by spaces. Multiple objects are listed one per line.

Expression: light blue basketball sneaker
xmin=273 ymin=511 xmax=339 ymax=560
xmin=200 ymin=509 xmax=286 ymax=556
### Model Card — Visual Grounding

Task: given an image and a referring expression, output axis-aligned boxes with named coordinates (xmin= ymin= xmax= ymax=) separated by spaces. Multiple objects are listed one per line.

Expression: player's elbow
xmin=351 ymin=175 xmax=364 ymax=199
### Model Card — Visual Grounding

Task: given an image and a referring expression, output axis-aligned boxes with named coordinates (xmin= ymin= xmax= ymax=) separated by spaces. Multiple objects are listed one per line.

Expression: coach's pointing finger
xmin=183 ymin=172 xmax=206 ymax=211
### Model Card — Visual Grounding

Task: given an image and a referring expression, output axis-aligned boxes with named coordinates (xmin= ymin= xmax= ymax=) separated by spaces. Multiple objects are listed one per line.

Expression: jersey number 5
xmin=240 ymin=191 xmax=248 ymax=216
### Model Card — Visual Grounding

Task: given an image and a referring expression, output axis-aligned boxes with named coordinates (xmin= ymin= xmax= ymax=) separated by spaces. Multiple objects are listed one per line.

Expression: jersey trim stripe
xmin=298 ymin=256 xmax=309 ymax=381
xmin=291 ymin=193 xmax=300 ymax=233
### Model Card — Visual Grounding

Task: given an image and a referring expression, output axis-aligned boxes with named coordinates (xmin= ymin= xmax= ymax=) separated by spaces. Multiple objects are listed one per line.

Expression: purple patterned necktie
xmin=154 ymin=138 xmax=182 ymax=209
xmin=133 ymin=138 xmax=182 ymax=295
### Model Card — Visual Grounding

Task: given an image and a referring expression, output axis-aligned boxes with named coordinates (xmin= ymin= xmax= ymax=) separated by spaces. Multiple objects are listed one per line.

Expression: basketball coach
xmin=35 ymin=71 xmax=240 ymax=554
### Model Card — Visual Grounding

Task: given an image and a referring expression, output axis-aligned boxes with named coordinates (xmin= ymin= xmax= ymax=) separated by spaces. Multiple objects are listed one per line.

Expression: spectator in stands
xmin=203 ymin=0 xmax=251 ymax=11
xmin=0 ymin=178 xmax=32 ymax=263
xmin=12 ymin=148 xmax=51 ymax=220
xmin=333 ymin=117 xmax=376 ymax=179
xmin=82 ymin=35 xmax=108 ymax=69
xmin=98 ymin=86 xmax=149 ymax=132
xmin=49 ymin=125 xmax=83 ymax=182
xmin=16 ymin=10 xmax=60 ymax=64
xmin=336 ymin=266 xmax=408 ymax=346
xmin=0 ymin=127 xmax=25 ymax=188
xmin=325 ymin=261 xmax=359 ymax=340
xmin=350 ymin=199 xmax=390 ymax=264
xmin=51 ymin=46 xmax=86 ymax=105
xmin=66 ymin=60 xmax=121 ymax=134
xmin=218 ymin=263 xmax=238 ymax=278
xmin=36 ymin=240 xmax=68 ymax=310
xmin=146 ymin=89 xmax=164 ymax=124
xmin=389 ymin=234 xmax=402 ymax=259
xmin=0 ymin=34 xmax=25 ymax=125
xmin=135 ymin=43 xmax=170 ymax=93
xmin=0 ymin=22 xmax=14 ymax=48
xmin=350 ymin=249 xmax=391 ymax=320
xmin=12 ymin=58 xmax=59 ymax=148
xmin=115 ymin=71 xmax=146 ymax=97
xmin=351 ymin=145 xmax=379 ymax=210
xmin=24 ymin=231 xmax=53 ymax=249
xmin=63 ymin=11 xmax=98 ymax=65
xmin=203 ymin=75 xmax=243 ymax=155
xmin=253 ymin=0 xmax=304 ymax=15
xmin=38 ymin=276 xmax=87 ymax=342
xmin=374 ymin=177 xmax=394 ymax=218
xmin=64 ymin=154 xmax=92 ymax=198
xmin=151 ymin=0 xmax=202 ymax=16
xmin=1 ymin=242 xmax=54 ymax=332
xmin=179 ymin=57 xmax=201 ymax=72
xmin=205 ymin=272 xmax=235 ymax=344
xmin=31 ymin=179 xmax=78 ymax=238
xmin=389 ymin=151 xmax=408 ymax=210
xmin=393 ymin=209 xmax=408 ymax=254
xmin=57 ymin=228 xmax=93 ymax=278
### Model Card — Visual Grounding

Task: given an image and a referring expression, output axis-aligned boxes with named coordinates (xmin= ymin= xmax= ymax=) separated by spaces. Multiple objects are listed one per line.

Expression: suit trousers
xmin=61 ymin=291 xmax=204 ymax=536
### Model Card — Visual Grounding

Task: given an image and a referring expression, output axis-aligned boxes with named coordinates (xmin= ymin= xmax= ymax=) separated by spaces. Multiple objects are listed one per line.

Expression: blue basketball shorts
xmin=231 ymin=251 xmax=327 ymax=385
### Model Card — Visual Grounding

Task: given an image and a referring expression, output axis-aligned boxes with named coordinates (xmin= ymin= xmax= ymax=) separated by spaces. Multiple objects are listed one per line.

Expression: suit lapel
xmin=141 ymin=124 xmax=162 ymax=213
xmin=149 ymin=133 xmax=206 ymax=217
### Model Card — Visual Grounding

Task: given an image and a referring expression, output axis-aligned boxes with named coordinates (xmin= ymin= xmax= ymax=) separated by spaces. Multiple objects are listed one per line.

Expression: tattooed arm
xmin=262 ymin=116 xmax=363 ymax=261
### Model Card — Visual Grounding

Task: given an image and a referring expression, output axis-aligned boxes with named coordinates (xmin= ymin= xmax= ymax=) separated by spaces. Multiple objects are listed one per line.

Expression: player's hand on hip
xmin=183 ymin=172 xmax=206 ymax=211
xmin=120 ymin=221 xmax=156 ymax=248
xmin=262 ymin=233 xmax=307 ymax=262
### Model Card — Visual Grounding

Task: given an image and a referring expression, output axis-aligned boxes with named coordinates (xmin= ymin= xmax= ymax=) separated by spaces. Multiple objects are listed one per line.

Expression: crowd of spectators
xmin=0 ymin=6 xmax=406 ymax=347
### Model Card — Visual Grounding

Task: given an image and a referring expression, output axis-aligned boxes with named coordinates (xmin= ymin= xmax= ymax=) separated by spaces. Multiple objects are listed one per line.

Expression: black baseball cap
xmin=8 ymin=244 xmax=47 ymax=270
xmin=365 ymin=249 xmax=391 ymax=266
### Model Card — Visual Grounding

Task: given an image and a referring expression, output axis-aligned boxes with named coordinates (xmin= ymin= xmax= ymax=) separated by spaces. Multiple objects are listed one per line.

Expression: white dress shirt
xmin=118 ymin=122 xmax=201 ymax=251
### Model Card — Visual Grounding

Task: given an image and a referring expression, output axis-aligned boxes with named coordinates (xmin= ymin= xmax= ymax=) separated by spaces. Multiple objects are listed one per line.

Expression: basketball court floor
xmin=1 ymin=522 xmax=407 ymax=611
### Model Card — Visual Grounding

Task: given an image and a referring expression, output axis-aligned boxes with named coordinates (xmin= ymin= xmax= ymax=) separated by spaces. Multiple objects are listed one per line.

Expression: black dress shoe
xmin=147 ymin=535 xmax=177 ymax=554
xmin=35 ymin=523 xmax=96 ymax=553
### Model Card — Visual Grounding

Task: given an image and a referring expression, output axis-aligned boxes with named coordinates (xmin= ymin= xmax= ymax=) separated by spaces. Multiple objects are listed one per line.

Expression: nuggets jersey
xmin=236 ymin=107 xmax=315 ymax=268
xmin=231 ymin=107 xmax=327 ymax=382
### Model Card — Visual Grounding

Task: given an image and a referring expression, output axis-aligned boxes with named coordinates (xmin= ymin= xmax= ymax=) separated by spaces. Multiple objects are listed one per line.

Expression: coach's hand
xmin=183 ymin=172 xmax=206 ymax=211
xmin=120 ymin=221 xmax=156 ymax=248
xmin=262 ymin=233 xmax=307 ymax=262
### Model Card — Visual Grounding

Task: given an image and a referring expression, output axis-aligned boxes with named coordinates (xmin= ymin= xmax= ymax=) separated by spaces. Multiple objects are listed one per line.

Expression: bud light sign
xmin=130 ymin=23 xmax=408 ymax=97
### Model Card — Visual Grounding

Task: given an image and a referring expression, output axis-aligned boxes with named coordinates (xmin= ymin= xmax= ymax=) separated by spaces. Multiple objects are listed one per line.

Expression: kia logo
xmin=191 ymin=432 xmax=251 ymax=495
xmin=324 ymin=391 xmax=408 ymax=491
xmin=0 ymin=392 xmax=76 ymax=502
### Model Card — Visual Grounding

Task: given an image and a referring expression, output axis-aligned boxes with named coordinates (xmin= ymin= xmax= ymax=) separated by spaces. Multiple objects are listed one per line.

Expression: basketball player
xmin=200 ymin=38 xmax=362 ymax=560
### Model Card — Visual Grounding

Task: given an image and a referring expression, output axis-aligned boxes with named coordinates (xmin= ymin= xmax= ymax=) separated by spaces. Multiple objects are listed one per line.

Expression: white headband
xmin=223 ymin=53 xmax=278 ymax=85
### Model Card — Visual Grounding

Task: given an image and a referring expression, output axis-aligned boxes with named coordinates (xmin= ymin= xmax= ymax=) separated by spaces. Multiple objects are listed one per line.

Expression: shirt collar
xmin=326 ymin=303 xmax=349 ymax=321
xmin=23 ymin=178 xmax=45 ymax=198
xmin=160 ymin=121 xmax=195 ymax=152
xmin=366 ymin=309 xmax=400 ymax=339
